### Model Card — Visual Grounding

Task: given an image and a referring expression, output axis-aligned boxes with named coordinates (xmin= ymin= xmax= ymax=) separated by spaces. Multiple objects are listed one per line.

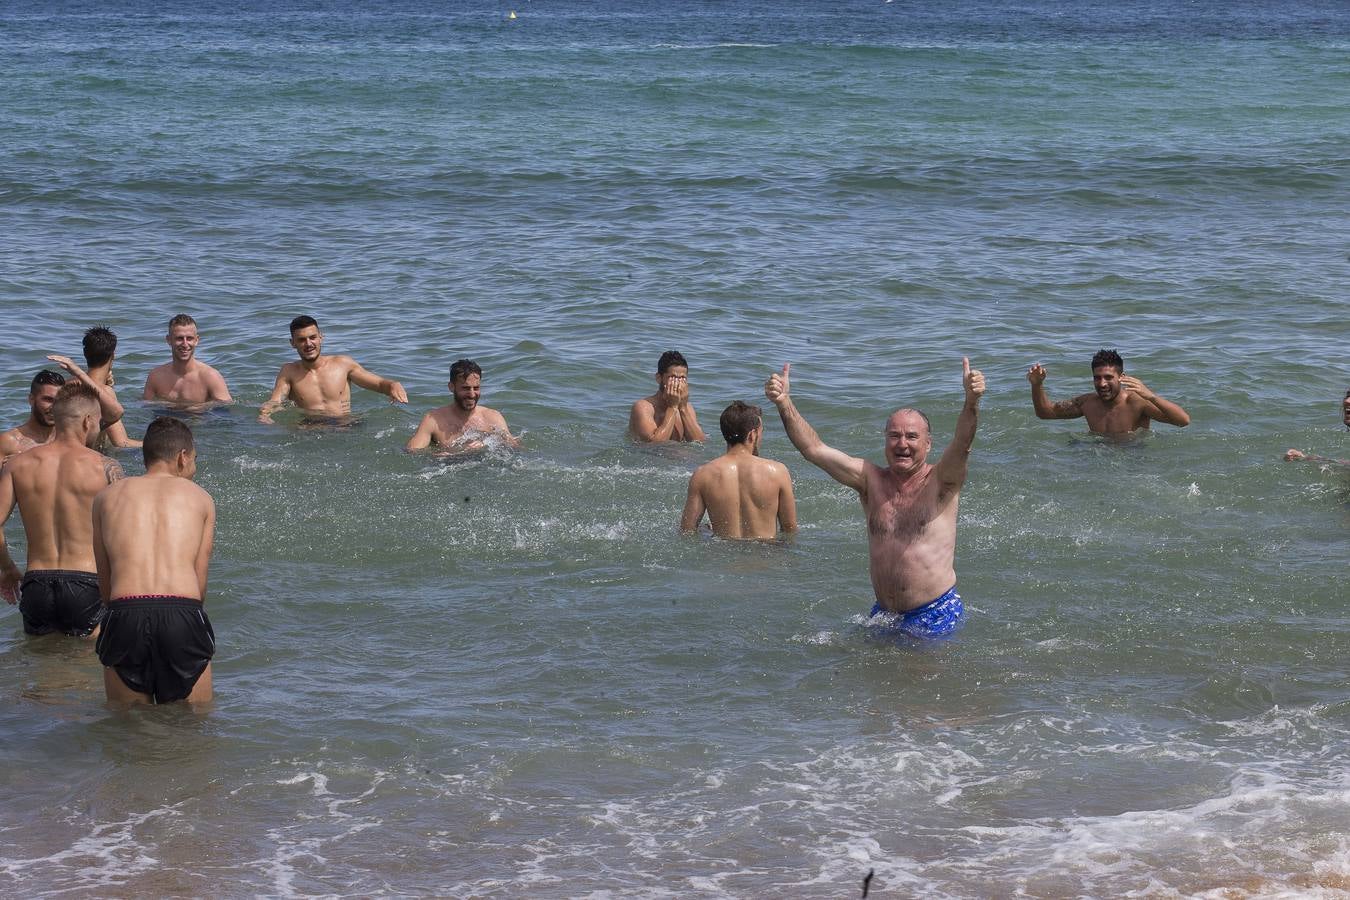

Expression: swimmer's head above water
xmin=1091 ymin=348 xmax=1125 ymax=402
xmin=288 ymin=315 xmax=322 ymax=362
xmin=449 ymin=359 xmax=483 ymax=412
xmin=28 ymin=369 xmax=66 ymax=428
xmin=883 ymin=408 xmax=932 ymax=475
xmin=719 ymin=400 xmax=762 ymax=453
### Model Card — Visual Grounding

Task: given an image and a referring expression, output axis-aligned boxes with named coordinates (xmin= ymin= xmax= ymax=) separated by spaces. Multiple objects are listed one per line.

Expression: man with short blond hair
xmin=143 ymin=314 xmax=233 ymax=404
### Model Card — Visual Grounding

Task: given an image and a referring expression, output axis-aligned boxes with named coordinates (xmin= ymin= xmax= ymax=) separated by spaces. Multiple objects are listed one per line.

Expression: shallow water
xmin=1 ymin=1 xmax=1348 ymax=895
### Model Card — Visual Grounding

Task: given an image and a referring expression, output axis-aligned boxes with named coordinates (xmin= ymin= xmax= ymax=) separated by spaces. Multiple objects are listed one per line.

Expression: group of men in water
xmin=0 ymin=314 xmax=1343 ymax=706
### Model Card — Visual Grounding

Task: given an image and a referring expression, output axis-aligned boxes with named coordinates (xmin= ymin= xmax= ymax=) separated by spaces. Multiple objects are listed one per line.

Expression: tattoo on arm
xmin=104 ymin=459 xmax=125 ymax=484
xmin=1053 ymin=398 xmax=1083 ymax=418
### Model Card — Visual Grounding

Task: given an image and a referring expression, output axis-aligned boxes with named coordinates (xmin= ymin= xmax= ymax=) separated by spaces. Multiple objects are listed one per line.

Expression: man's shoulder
xmin=0 ymin=428 xmax=22 ymax=455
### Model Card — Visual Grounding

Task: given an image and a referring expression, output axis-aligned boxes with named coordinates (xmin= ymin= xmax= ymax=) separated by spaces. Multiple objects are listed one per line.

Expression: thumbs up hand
xmin=765 ymin=363 xmax=791 ymax=406
xmin=963 ymin=357 xmax=985 ymax=402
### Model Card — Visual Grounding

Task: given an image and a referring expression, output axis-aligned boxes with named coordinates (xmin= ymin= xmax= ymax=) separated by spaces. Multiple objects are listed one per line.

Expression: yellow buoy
xmin=508 ymin=10 xmax=517 ymax=19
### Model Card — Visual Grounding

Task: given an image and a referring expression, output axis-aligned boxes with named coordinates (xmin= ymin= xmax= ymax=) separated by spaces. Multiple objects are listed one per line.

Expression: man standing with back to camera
xmin=94 ymin=417 xmax=217 ymax=705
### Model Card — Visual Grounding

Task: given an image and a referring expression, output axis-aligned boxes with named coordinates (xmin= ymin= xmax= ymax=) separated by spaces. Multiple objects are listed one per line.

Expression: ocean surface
xmin=2 ymin=1 xmax=1348 ymax=895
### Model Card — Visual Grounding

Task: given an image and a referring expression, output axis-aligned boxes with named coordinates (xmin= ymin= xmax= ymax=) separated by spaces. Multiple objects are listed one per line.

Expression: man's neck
xmin=171 ymin=356 xmax=197 ymax=375
xmin=300 ymin=355 xmax=327 ymax=371
xmin=88 ymin=362 xmax=112 ymax=382
xmin=50 ymin=426 xmax=88 ymax=448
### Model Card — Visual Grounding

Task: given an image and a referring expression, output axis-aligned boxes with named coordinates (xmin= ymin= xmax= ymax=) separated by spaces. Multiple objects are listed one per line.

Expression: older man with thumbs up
xmin=764 ymin=358 xmax=986 ymax=638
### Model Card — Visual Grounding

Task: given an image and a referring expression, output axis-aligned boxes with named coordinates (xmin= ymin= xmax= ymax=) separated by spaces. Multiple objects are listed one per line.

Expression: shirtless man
xmin=0 ymin=383 xmax=124 ymax=636
xmin=680 ymin=401 xmax=796 ymax=540
xmin=0 ymin=370 xmax=65 ymax=461
xmin=259 ymin=315 xmax=408 ymax=423
xmin=93 ymin=417 xmax=216 ymax=705
xmin=628 ymin=350 xmax=706 ymax=443
xmin=1284 ymin=388 xmax=1350 ymax=465
xmin=406 ymin=358 xmax=519 ymax=451
xmin=766 ymin=359 xmax=985 ymax=638
xmin=143 ymin=314 xmax=233 ymax=404
xmin=1027 ymin=349 xmax=1190 ymax=435
xmin=80 ymin=325 xmax=140 ymax=449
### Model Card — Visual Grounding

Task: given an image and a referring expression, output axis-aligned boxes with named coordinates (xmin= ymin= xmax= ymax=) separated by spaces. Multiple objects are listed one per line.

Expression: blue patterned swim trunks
xmin=868 ymin=586 xmax=964 ymax=639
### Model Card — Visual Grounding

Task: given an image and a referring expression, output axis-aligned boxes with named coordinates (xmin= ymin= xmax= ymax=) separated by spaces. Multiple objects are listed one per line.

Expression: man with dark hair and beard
xmin=1027 ymin=348 xmax=1189 ymax=435
xmin=0 ymin=383 xmax=124 ymax=633
xmin=0 ymin=370 xmax=66 ymax=461
xmin=680 ymin=400 xmax=796 ymax=540
xmin=406 ymin=358 xmax=519 ymax=451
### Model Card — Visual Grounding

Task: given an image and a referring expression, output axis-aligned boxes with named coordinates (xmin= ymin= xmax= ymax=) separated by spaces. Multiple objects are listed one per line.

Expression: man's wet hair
xmin=657 ymin=350 xmax=688 ymax=374
xmin=450 ymin=359 xmax=482 ymax=383
xmin=52 ymin=382 xmax=100 ymax=423
xmin=169 ymin=313 xmax=198 ymax=330
xmin=289 ymin=315 xmax=318 ymax=335
xmin=143 ymin=416 xmax=195 ymax=467
xmin=719 ymin=401 xmax=762 ymax=446
xmin=30 ymin=370 xmax=66 ymax=393
xmin=1091 ymin=349 xmax=1124 ymax=373
xmin=83 ymin=326 xmax=118 ymax=367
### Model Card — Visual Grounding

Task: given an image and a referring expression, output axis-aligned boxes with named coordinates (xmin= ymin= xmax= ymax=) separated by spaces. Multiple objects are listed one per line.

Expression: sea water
xmin=1 ymin=1 xmax=1347 ymax=895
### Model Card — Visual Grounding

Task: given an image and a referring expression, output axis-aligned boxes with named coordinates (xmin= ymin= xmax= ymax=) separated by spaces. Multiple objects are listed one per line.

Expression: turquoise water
xmin=1 ymin=2 xmax=1348 ymax=895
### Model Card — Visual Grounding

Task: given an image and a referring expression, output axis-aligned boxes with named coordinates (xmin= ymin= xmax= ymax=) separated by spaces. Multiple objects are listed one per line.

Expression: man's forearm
xmin=775 ymin=399 xmax=822 ymax=454
xmin=679 ymin=406 xmax=705 ymax=441
xmin=952 ymin=399 xmax=980 ymax=453
xmin=1030 ymin=385 xmax=1054 ymax=418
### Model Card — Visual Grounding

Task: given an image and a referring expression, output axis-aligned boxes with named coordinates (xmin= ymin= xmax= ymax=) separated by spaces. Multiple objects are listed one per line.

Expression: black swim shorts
xmin=19 ymin=570 xmax=104 ymax=636
xmin=96 ymin=596 xmax=215 ymax=703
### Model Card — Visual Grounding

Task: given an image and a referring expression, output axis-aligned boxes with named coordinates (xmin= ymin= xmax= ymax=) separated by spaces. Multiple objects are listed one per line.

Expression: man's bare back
xmin=681 ymin=402 xmax=796 ymax=540
xmin=261 ymin=319 xmax=407 ymax=422
xmin=94 ymin=473 xmax=214 ymax=602
xmin=0 ymin=385 xmax=122 ymax=635
xmin=0 ymin=436 xmax=123 ymax=579
xmin=93 ymin=416 xmax=216 ymax=705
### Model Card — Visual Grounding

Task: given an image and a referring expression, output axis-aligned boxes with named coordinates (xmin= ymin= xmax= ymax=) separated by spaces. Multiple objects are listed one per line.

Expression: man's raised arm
xmin=935 ymin=357 xmax=986 ymax=488
xmin=46 ymin=355 xmax=123 ymax=427
xmin=1026 ymin=363 xmax=1082 ymax=420
xmin=764 ymin=364 xmax=866 ymax=492
xmin=1120 ymin=374 xmax=1189 ymax=427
